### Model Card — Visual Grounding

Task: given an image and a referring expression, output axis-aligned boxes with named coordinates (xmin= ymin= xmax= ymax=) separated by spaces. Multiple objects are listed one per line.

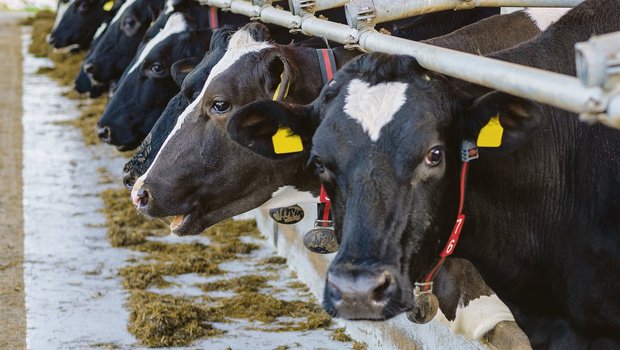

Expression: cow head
xmin=48 ymin=0 xmax=115 ymax=50
xmin=227 ymin=52 xmax=540 ymax=320
xmin=121 ymin=25 xmax=237 ymax=189
xmin=129 ymin=23 xmax=326 ymax=236
xmin=95 ymin=13 xmax=212 ymax=150
xmin=82 ymin=0 xmax=164 ymax=85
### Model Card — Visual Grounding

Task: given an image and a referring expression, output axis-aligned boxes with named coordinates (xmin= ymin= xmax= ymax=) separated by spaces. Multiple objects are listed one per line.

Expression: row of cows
xmin=47 ymin=0 xmax=620 ymax=348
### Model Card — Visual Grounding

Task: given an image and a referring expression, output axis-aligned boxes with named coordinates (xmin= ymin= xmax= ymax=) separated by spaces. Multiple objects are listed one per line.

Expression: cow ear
xmin=265 ymin=53 xmax=293 ymax=101
xmin=171 ymin=57 xmax=202 ymax=87
xmin=464 ymin=91 xmax=542 ymax=155
xmin=227 ymin=100 xmax=316 ymax=159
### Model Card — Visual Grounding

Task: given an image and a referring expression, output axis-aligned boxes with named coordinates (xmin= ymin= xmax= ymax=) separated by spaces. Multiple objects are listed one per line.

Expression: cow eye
xmin=150 ymin=63 xmax=164 ymax=74
xmin=211 ymin=100 xmax=231 ymax=114
xmin=309 ymin=154 xmax=325 ymax=174
xmin=425 ymin=146 xmax=443 ymax=167
xmin=122 ymin=16 xmax=139 ymax=35
xmin=78 ymin=2 xmax=89 ymax=12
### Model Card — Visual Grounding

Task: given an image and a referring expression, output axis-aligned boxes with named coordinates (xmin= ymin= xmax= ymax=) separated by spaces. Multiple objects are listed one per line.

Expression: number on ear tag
xmin=477 ymin=115 xmax=504 ymax=148
xmin=272 ymin=127 xmax=303 ymax=154
xmin=103 ymin=0 xmax=114 ymax=11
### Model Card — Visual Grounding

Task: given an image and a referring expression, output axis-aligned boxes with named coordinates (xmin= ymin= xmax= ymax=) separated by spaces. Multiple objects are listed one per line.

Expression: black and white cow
xmin=82 ymin=0 xmax=166 ymax=85
xmin=225 ymin=1 xmax=620 ymax=348
xmin=95 ymin=11 xmax=213 ymax=150
xmin=48 ymin=0 xmax=122 ymax=50
xmin=126 ymin=10 xmax=557 ymax=341
xmin=121 ymin=7 xmax=510 ymax=187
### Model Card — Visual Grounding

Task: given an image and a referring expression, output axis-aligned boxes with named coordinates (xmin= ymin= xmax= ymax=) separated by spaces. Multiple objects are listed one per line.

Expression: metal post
xmin=346 ymin=0 xmax=583 ymax=27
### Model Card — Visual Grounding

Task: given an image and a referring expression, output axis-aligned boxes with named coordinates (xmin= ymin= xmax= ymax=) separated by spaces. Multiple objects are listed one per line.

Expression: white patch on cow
xmin=343 ymin=79 xmax=408 ymax=142
xmin=524 ymin=7 xmax=571 ymax=31
xmin=164 ymin=0 xmax=175 ymax=14
xmin=439 ymin=294 xmax=515 ymax=340
xmin=93 ymin=22 xmax=107 ymax=40
xmin=260 ymin=186 xmax=319 ymax=209
xmin=133 ymin=28 xmax=273 ymax=197
xmin=127 ymin=13 xmax=187 ymax=74
xmin=52 ymin=0 xmax=75 ymax=31
xmin=110 ymin=0 xmax=137 ymax=24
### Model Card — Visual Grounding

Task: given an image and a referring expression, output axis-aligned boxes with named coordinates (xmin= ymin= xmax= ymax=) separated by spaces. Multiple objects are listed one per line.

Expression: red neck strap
xmin=418 ymin=142 xmax=478 ymax=292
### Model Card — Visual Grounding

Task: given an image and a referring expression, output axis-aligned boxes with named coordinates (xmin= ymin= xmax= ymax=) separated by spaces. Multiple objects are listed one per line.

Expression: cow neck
xmin=417 ymin=141 xmax=479 ymax=294
xmin=316 ymin=48 xmax=337 ymax=221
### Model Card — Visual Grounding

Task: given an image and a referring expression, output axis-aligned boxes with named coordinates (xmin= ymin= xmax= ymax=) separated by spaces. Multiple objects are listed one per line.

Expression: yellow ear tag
xmin=272 ymin=127 xmax=303 ymax=154
xmin=477 ymin=114 xmax=504 ymax=148
xmin=103 ymin=0 xmax=114 ymax=11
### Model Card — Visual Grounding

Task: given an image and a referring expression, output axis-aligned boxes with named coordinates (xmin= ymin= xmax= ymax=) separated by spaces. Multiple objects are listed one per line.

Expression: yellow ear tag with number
xmin=477 ymin=114 xmax=504 ymax=148
xmin=272 ymin=127 xmax=303 ymax=154
xmin=103 ymin=0 xmax=115 ymax=11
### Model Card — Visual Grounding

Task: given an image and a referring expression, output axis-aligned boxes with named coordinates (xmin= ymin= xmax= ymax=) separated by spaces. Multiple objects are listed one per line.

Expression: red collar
xmin=417 ymin=141 xmax=478 ymax=294
xmin=317 ymin=48 xmax=337 ymax=221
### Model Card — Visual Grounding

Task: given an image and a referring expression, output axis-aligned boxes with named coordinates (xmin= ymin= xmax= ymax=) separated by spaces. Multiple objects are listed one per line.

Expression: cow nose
xmin=326 ymin=269 xmax=396 ymax=317
xmin=83 ymin=63 xmax=97 ymax=75
xmin=131 ymin=187 xmax=149 ymax=209
xmin=96 ymin=125 xmax=112 ymax=143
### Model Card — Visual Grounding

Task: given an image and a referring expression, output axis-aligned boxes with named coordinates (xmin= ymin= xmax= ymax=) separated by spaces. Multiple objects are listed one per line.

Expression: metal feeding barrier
xmin=198 ymin=0 xmax=620 ymax=129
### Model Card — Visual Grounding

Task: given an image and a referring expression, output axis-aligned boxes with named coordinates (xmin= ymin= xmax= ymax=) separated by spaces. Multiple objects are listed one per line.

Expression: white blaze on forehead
xmin=133 ymin=29 xmax=273 ymax=194
xmin=343 ymin=79 xmax=408 ymax=142
xmin=52 ymin=0 xmax=76 ymax=30
xmin=127 ymin=13 xmax=188 ymax=74
xmin=93 ymin=22 xmax=107 ymax=40
xmin=110 ymin=0 xmax=138 ymax=24
xmin=524 ymin=7 xmax=571 ymax=31
xmin=261 ymin=186 xmax=319 ymax=209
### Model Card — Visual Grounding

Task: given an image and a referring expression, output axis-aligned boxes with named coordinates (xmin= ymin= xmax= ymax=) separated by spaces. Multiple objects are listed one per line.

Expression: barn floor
xmin=0 ymin=10 xmax=27 ymax=350
xmin=1 ymin=13 xmax=362 ymax=350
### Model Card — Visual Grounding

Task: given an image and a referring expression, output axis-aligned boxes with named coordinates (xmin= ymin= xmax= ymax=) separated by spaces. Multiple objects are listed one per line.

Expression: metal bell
xmin=303 ymin=220 xmax=339 ymax=254
xmin=406 ymin=283 xmax=439 ymax=324
xmin=268 ymin=205 xmax=304 ymax=224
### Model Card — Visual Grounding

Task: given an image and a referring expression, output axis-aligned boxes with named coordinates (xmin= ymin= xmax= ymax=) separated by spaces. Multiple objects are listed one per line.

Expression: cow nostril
xmin=47 ymin=34 xmax=56 ymax=45
xmin=371 ymin=272 xmax=393 ymax=304
xmin=96 ymin=125 xmax=112 ymax=143
xmin=136 ymin=188 xmax=149 ymax=208
xmin=123 ymin=175 xmax=135 ymax=190
xmin=84 ymin=63 xmax=96 ymax=75
xmin=327 ymin=277 xmax=343 ymax=303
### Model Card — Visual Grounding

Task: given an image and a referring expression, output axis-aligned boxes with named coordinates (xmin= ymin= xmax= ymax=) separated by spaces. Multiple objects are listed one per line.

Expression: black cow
xmin=95 ymin=10 xmax=213 ymax=150
xmin=48 ymin=0 xmax=122 ymax=50
xmin=82 ymin=0 xmax=166 ymax=85
xmin=226 ymin=1 xmax=620 ymax=348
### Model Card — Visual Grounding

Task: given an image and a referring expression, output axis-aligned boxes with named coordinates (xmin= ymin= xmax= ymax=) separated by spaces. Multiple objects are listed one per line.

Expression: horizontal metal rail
xmin=199 ymin=0 xmax=619 ymax=126
xmin=288 ymin=0 xmax=348 ymax=15
xmin=345 ymin=0 xmax=583 ymax=25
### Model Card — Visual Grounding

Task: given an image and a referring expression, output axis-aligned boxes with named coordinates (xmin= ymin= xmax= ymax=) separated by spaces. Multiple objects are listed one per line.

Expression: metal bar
xmin=347 ymin=0 xmax=583 ymax=25
xmin=200 ymin=0 xmax=613 ymax=121
xmin=288 ymin=0 xmax=348 ymax=15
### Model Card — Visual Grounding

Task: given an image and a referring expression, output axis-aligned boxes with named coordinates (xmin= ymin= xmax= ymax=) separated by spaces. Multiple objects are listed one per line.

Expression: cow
xmin=47 ymin=0 xmax=122 ymax=50
xmin=121 ymin=7 xmax=510 ymax=185
xmin=224 ymin=1 xmax=620 ymax=348
xmin=95 ymin=11 xmax=214 ymax=150
xmin=125 ymin=9 xmax=558 ymax=342
xmin=81 ymin=0 xmax=167 ymax=86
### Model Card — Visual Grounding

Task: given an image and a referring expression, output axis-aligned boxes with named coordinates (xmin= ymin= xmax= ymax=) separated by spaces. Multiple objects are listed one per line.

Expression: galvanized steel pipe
xmin=288 ymin=0 xmax=348 ymax=15
xmin=199 ymin=0 xmax=614 ymax=122
xmin=346 ymin=0 xmax=584 ymax=25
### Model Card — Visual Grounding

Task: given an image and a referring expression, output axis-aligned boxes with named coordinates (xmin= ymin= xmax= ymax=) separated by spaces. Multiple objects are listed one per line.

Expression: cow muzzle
xmin=324 ymin=267 xmax=399 ymax=320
